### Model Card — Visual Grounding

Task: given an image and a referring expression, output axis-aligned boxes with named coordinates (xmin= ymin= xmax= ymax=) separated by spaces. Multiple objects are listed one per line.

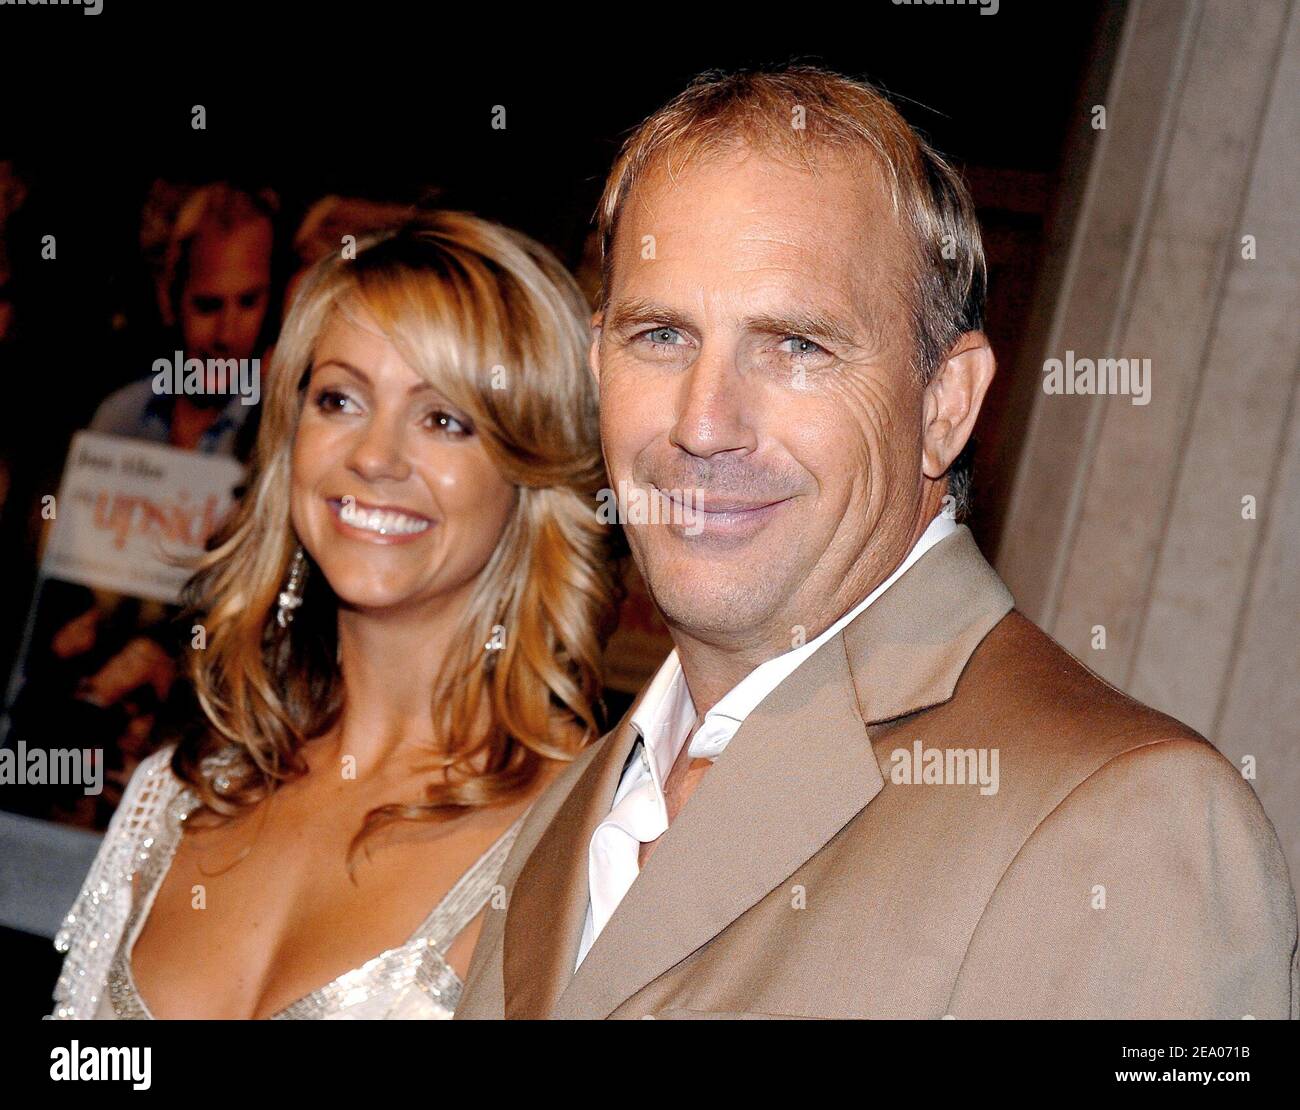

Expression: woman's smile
xmin=327 ymin=496 xmax=435 ymax=544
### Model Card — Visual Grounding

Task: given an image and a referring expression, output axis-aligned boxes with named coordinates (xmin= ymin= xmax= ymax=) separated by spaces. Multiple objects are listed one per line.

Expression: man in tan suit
xmin=456 ymin=66 xmax=1298 ymax=1020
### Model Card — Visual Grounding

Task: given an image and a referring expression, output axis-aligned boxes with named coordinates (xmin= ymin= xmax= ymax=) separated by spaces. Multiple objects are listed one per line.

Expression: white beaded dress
xmin=49 ymin=745 xmax=523 ymax=1020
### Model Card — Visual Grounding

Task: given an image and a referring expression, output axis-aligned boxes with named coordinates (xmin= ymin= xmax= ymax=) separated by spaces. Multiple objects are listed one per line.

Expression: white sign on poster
xmin=41 ymin=432 xmax=245 ymax=604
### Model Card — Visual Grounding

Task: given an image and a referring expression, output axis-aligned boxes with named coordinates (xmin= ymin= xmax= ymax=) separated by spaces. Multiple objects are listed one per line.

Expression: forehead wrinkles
xmin=611 ymin=150 xmax=909 ymax=354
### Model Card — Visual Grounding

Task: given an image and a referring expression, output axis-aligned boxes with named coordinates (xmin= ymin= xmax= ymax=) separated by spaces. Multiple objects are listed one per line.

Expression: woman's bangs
xmin=345 ymin=258 xmax=504 ymax=419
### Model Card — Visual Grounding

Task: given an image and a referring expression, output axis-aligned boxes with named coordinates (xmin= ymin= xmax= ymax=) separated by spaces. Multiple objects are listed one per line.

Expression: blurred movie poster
xmin=0 ymin=432 xmax=243 ymax=829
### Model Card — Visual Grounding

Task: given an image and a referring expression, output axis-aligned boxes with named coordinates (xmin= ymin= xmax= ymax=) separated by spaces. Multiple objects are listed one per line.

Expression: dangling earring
xmin=276 ymin=546 xmax=307 ymax=629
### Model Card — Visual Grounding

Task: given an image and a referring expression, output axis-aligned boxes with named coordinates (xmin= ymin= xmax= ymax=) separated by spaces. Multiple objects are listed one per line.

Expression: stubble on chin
xmin=636 ymin=541 xmax=786 ymax=641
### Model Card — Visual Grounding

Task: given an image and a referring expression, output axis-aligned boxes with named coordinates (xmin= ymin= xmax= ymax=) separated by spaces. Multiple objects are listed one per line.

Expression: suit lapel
xmin=842 ymin=525 xmax=1014 ymax=723
xmin=555 ymin=632 xmax=879 ymax=1018
xmin=502 ymin=700 xmax=642 ymax=1019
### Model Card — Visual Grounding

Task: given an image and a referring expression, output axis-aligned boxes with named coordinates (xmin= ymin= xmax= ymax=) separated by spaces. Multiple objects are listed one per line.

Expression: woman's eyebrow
xmin=314 ymin=358 xmax=371 ymax=385
xmin=315 ymin=360 xmax=449 ymax=400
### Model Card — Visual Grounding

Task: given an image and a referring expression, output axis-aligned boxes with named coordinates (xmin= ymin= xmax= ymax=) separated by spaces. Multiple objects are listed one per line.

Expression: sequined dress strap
xmin=409 ymin=813 xmax=522 ymax=951
xmin=49 ymin=745 xmax=189 ymax=1019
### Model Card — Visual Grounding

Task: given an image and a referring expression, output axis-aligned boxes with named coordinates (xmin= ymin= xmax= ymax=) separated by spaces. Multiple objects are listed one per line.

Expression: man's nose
xmin=346 ymin=416 xmax=412 ymax=484
xmin=668 ymin=347 xmax=757 ymax=459
xmin=212 ymin=303 xmax=239 ymax=352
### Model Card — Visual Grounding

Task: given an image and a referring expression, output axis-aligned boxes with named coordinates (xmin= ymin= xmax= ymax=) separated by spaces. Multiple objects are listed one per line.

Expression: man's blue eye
xmin=782 ymin=336 xmax=821 ymax=356
xmin=647 ymin=327 xmax=679 ymax=345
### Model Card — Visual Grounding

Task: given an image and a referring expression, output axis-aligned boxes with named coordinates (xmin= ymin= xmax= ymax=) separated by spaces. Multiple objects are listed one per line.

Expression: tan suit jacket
xmin=456 ymin=527 xmax=1298 ymax=1019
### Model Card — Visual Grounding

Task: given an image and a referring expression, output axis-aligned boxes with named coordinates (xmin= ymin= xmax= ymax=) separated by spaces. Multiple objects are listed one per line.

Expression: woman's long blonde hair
xmin=173 ymin=211 xmax=619 ymax=851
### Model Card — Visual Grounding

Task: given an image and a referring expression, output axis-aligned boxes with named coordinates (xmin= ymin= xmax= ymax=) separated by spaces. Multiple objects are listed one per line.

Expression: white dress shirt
xmin=575 ymin=513 xmax=959 ymax=969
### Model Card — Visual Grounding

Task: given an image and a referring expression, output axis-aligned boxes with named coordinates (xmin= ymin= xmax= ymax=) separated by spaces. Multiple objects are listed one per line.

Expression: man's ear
xmin=588 ymin=310 xmax=604 ymax=391
xmin=921 ymin=331 xmax=996 ymax=480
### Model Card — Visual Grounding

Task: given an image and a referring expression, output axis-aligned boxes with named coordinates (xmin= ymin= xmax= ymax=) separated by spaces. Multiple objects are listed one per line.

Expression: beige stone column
xmin=997 ymin=0 xmax=1299 ymax=885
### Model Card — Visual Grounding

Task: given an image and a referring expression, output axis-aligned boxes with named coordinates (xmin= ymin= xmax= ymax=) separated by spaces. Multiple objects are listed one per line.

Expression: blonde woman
xmin=51 ymin=212 xmax=618 ymax=1019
